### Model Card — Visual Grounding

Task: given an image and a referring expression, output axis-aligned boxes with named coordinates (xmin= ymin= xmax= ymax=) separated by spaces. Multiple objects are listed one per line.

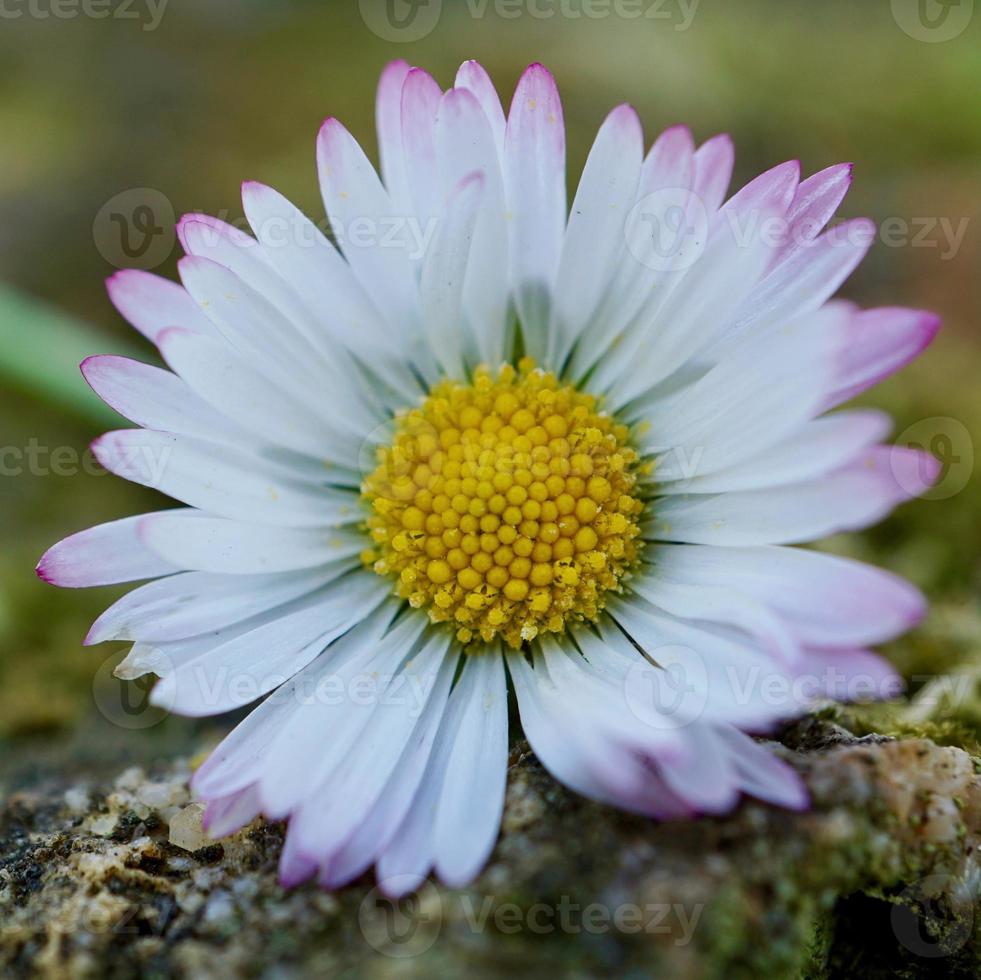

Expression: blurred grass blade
xmin=0 ymin=281 xmax=144 ymax=426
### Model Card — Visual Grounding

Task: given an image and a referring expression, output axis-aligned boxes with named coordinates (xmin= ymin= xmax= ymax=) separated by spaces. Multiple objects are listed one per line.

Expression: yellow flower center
xmin=362 ymin=360 xmax=645 ymax=649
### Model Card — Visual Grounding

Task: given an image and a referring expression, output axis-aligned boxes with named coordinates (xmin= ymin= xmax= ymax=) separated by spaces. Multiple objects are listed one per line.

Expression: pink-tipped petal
xmin=176 ymin=212 xmax=267 ymax=263
xmin=37 ymin=514 xmax=180 ymax=588
xmin=732 ymin=216 xmax=877 ymax=338
xmin=106 ymin=269 xmax=213 ymax=343
xmin=796 ymin=648 xmax=905 ymax=704
xmin=827 ymin=307 xmax=942 ymax=408
xmin=639 ymin=124 xmax=694 ymax=196
xmin=375 ymin=59 xmax=413 ymax=211
xmin=720 ymin=159 xmax=800 ymax=221
xmin=651 ymin=445 xmax=940 ymax=546
xmin=201 ymin=784 xmax=263 ymax=838
xmin=400 ymin=67 xmax=443 ymax=224
xmin=80 ymin=353 xmax=241 ymax=441
xmin=719 ymin=728 xmax=809 ymax=811
xmin=435 ymin=87 xmax=510 ymax=366
xmin=775 ymin=162 xmax=853 ymax=264
xmin=317 ymin=116 xmax=419 ymax=329
xmin=504 ymin=62 xmax=566 ymax=342
xmin=454 ymin=59 xmax=506 ymax=156
xmin=692 ymin=133 xmax=735 ymax=214
xmin=278 ymin=827 xmax=320 ymax=889
xmin=547 ymin=103 xmax=643 ymax=363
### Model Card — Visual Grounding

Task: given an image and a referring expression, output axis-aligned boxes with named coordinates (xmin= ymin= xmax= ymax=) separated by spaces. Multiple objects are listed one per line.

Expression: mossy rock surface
xmin=2 ymin=716 xmax=979 ymax=980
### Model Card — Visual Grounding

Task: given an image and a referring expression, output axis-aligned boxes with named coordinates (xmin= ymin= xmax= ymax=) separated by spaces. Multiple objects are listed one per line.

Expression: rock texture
xmin=2 ymin=716 xmax=979 ymax=979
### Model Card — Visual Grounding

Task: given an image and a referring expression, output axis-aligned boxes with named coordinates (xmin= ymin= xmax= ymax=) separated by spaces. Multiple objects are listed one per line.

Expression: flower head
xmin=40 ymin=59 xmax=940 ymax=895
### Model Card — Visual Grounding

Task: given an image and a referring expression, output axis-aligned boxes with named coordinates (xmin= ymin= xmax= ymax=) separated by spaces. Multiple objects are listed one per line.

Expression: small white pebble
xmin=169 ymin=803 xmax=209 ymax=852
xmin=87 ymin=813 xmax=119 ymax=838
xmin=138 ymin=781 xmax=188 ymax=811
xmin=64 ymin=787 xmax=91 ymax=813
xmin=203 ymin=891 xmax=236 ymax=924
xmin=114 ymin=767 xmax=145 ymax=792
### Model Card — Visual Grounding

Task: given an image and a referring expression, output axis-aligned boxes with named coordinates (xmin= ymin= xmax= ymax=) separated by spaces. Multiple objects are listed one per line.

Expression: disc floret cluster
xmin=362 ymin=360 xmax=645 ymax=648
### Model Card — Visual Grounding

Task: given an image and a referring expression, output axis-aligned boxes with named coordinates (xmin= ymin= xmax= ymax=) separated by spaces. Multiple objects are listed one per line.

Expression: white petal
xmin=138 ymin=512 xmax=364 ymax=573
xmin=106 ymin=269 xmax=214 ymax=343
xmin=546 ymin=104 xmax=642 ymax=365
xmin=320 ymin=651 xmax=458 ymax=889
xmin=182 ymin=212 xmax=393 ymax=425
xmin=594 ymin=202 xmax=780 ymax=410
xmin=719 ymin=159 xmax=799 ymax=222
xmin=725 ymin=217 xmax=876 ymax=344
xmin=603 ymin=599 xmax=793 ymax=727
xmin=504 ymin=63 xmax=565 ymax=345
xmin=202 ymin=784 xmax=264 ymax=838
xmin=37 ymin=512 xmax=181 ymax=587
xmin=150 ymin=572 xmax=390 ymax=716
xmin=568 ymin=125 xmax=695 ymax=380
xmin=508 ymin=648 xmax=690 ymax=818
xmin=260 ymin=602 xmax=427 ymax=820
xmin=158 ymin=328 xmax=347 ymax=461
xmin=647 ymin=446 xmax=940 ymax=545
xmin=86 ymin=567 xmax=349 ymax=644
xmin=656 ymin=410 xmax=891 ymax=494
xmin=508 ymin=650 xmax=631 ymax=802
xmin=400 ymin=68 xmax=443 ymax=230
xmin=81 ymin=355 xmax=245 ymax=446
xmin=826 ymin=306 xmax=941 ymax=409
xmin=317 ymin=117 xmax=421 ymax=337
xmin=454 ymin=60 xmax=506 ymax=159
xmin=93 ymin=429 xmax=359 ymax=528
xmin=635 ymin=312 xmax=844 ymax=479
xmin=377 ymin=649 xmax=507 ymax=894
xmin=656 ymin=724 xmax=740 ymax=812
xmin=259 ymin=609 xmax=429 ymax=820
xmin=433 ymin=652 xmax=509 ymax=887
xmin=375 ymin=60 xmax=414 ymax=213
xmin=419 ymin=171 xmax=485 ymax=379
xmin=177 ymin=255 xmax=377 ymax=445
xmin=691 ymin=134 xmax=734 ymax=215
xmin=772 ymin=162 xmax=852 ymax=267
xmin=716 ymin=727 xmax=808 ymax=809
xmin=646 ymin=544 xmax=926 ymax=648
xmin=283 ymin=637 xmax=453 ymax=874
xmin=629 ymin=569 xmax=800 ymax=663
xmin=177 ymin=213 xmax=272 ymax=270
xmin=241 ymin=180 xmax=425 ymax=402
xmin=436 ymin=87 xmax=511 ymax=367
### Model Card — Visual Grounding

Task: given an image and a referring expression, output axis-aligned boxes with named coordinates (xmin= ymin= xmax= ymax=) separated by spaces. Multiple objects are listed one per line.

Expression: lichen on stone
xmin=2 ymin=718 xmax=979 ymax=979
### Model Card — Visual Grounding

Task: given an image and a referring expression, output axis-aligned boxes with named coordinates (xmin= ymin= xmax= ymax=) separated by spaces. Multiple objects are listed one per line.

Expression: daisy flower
xmin=39 ymin=60 xmax=940 ymax=896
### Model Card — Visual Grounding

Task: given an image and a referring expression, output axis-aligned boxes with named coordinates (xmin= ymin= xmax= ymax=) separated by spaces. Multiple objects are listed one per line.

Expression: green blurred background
xmin=0 ymin=0 xmax=978 ymax=782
